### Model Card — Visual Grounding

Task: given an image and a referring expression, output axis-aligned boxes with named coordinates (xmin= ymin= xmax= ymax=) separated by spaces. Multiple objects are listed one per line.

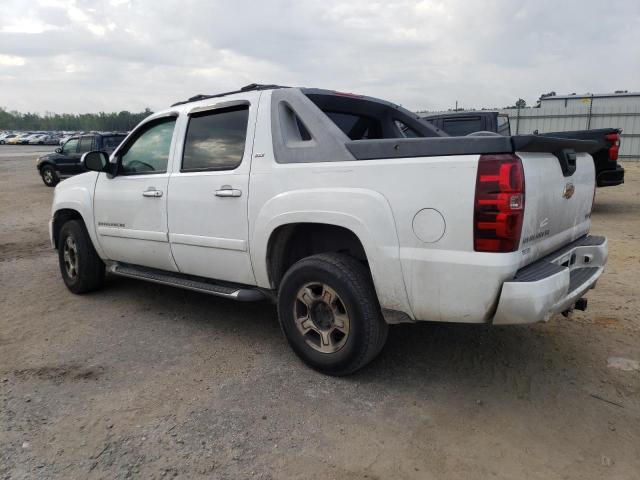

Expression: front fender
xmin=51 ymin=172 xmax=106 ymax=259
xmin=250 ymin=188 xmax=412 ymax=316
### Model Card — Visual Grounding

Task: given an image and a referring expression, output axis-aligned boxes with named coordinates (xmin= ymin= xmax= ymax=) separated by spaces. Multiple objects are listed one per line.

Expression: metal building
xmin=539 ymin=92 xmax=640 ymax=109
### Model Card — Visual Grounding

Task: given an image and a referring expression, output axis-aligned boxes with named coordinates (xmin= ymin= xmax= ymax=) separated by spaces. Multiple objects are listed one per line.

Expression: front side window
xmin=182 ymin=105 xmax=249 ymax=171
xmin=62 ymin=138 xmax=78 ymax=154
xmin=119 ymin=118 xmax=176 ymax=174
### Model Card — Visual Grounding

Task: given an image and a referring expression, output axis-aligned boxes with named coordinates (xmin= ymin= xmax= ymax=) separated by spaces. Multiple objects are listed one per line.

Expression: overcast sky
xmin=1 ymin=0 xmax=639 ymax=114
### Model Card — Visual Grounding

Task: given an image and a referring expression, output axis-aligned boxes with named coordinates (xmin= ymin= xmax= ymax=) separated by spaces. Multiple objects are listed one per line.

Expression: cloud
xmin=0 ymin=54 xmax=26 ymax=66
xmin=0 ymin=0 xmax=639 ymax=114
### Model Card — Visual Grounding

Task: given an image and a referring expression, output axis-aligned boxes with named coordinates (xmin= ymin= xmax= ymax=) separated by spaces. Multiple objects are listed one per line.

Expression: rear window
xmin=102 ymin=135 xmax=125 ymax=149
xmin=441 ymin=117 xmax=483 ymax=136
xmin=325 ymin=112 xmax=382 ymax=140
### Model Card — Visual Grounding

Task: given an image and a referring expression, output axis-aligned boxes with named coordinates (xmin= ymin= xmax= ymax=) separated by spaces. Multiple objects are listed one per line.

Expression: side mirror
xmin=55 ymin=147 xmax=62 ymax=153
xmin=82 ymin=151 xmax=109 ymax=172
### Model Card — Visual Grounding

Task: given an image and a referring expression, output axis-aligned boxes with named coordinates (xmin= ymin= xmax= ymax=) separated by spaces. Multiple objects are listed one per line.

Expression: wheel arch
xmin=38 ymin=161 xmax=56 ymax=172
xmin=250 ymin=188 xmax=412 ymax=316
xmin=266 ymin=223 xmax=369 ymax=290
xmin=52 ymin=209 xmax=85 ymax=249
xmin=51 ymin=175 xmax=106 ymax=259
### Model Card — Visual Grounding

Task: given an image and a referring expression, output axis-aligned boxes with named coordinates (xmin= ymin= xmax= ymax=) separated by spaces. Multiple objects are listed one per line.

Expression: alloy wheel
xmin=293 ymin=282 xmax=350 ymax=353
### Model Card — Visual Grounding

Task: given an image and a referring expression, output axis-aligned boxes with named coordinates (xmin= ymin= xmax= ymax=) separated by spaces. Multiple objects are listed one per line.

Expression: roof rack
xmin=171 ymin=83 xmax=288 ymax=107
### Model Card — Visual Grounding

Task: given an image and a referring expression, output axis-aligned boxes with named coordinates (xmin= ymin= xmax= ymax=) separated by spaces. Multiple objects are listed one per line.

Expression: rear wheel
xmin=41 ymin=165 xmax=59 ymax=187
xmin=277 ymin=253 xmax=388 ymax=375
xmin=58 ymin=220 xmax=105 ymax=294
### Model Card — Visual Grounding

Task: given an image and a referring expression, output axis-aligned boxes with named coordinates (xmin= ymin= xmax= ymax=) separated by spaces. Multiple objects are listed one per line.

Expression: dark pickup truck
xmin=422 ymin=111 xmax=624 ymax=187
xmin=36 ymin=132 xmax=126 ymax=186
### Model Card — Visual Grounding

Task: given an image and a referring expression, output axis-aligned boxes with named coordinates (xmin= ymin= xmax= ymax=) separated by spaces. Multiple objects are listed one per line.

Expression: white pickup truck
xmin=50 ymin=84 xmax=608 ymax=375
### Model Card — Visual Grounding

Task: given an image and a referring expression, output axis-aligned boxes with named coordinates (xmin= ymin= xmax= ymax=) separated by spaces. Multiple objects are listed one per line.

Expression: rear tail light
xmin=605 ymin=132 xmax=620 ymax=162
xmin=474 ymin=154 xmax=525 ymax=252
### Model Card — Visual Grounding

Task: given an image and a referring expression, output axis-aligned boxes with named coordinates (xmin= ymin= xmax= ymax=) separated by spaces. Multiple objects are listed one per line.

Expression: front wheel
xmin=277 ymin=253 xmax=388 ymax=375
xmin=58 ymin=220 xmax=105 ymax=294
xmin=40 ymin=165 xmax=60 ymax=187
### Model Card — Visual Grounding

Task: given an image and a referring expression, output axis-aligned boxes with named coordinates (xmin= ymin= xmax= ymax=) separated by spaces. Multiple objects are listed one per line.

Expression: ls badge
xmin=562 ymin=182 xmax=575 ymax=199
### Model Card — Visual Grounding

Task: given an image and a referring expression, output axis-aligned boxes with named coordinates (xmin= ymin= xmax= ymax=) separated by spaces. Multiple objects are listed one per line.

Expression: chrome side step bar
xmin=109 ymin=263 xmax=266 ymax=302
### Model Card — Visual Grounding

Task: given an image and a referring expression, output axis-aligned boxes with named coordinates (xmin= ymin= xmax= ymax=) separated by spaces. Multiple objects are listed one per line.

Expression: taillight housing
xmin=605 ymin=132 xmax=620 ymax=162
xmin=474 ymin=154 xmax=525 ymax=252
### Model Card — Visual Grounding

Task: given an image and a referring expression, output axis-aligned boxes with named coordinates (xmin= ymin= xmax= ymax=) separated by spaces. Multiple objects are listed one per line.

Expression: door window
xmin=182 ymin=105 xmax=249 ymax=171
xmin=62 ymin=138 xmax=78 ymax=155
xmin=78 ymin=136 xmax=94 ymax=153
xmin=119 ymin=118 xmax=176 ymax=174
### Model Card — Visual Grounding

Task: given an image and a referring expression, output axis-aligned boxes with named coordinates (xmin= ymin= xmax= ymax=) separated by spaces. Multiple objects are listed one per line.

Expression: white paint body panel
xmin=50 ymin=88 xmax=605 ymax=326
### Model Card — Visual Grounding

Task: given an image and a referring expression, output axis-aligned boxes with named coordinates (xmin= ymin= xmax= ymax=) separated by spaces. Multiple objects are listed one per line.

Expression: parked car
xmin=36 ymin=133 xmax=126 ymax=186
xmin=0 ymin=133 xmax=18 ymax=144
xmin=7 ymin=133 xmax=31 ymax=145
xmin=27 ymin=134 xmax=47 ymax=144
xmin=29 ymin=134 xmax=60 ymax=145
xmin=421 ymin=111 xmax=624 ymax=187
xmin=19 ymin=133 xmax=42 ymax=145
xmin=49 ymin=84 xmax=607 ymax=375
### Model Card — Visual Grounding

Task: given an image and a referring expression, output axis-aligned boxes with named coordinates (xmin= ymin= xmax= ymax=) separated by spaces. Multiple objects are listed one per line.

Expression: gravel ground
xmin=1 ymin=146 xmax=639 ymax=479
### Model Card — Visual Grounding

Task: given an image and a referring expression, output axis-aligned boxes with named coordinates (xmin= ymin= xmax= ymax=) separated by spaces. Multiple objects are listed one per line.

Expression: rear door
xmin=93 ymin=116 xmax=178 ymax=271
xmin=167 ymin=97 xmax=257 ymax=285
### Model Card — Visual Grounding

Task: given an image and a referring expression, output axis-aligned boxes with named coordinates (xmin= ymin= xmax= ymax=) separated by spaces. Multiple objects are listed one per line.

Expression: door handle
xmin=142 ymin=188 xmax=163 ymax=198
xmin=215 ymin=186 xmax=242 ymax=198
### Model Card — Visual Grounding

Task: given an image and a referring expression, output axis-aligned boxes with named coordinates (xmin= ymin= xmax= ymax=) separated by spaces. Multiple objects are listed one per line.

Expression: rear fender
xmin=251 ymin=188 xmax=412 ymax=315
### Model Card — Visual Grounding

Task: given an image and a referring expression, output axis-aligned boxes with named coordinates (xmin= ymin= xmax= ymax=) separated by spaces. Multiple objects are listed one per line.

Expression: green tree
xmin=0 ymin=107 xmax=153 ymax=132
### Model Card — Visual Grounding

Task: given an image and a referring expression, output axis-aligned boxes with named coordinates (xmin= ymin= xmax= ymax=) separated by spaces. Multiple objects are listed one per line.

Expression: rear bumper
xmin=493 ymin=235 xmax=607 ymax=325
xmin=597 ymin=165 xmax=624 ymax=187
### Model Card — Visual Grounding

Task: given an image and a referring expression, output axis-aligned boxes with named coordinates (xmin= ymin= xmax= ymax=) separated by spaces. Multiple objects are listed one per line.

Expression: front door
xmin=167 ymin=101 xmax=256 ymax=285
xmin=56 ymin=137 xmax=81 ymax=175
xmin=93 ymin=116 xmax=178 ymax=271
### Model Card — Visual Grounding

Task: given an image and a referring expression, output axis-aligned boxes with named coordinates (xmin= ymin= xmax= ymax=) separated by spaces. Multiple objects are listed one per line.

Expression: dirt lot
xmin=1 ymin=145 xmax=639 ymax=479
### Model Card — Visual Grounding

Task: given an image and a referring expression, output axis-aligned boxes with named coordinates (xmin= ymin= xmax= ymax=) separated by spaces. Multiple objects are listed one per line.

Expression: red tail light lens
xmin=474 ymin=154 xmax=525 ymax=252
xmin=605 ymin=132 xmax=620 ymax=162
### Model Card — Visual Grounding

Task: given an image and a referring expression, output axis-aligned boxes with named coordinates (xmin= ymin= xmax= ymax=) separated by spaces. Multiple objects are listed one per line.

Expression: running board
xmin=109 ymin=263 xmax=266 ymax=302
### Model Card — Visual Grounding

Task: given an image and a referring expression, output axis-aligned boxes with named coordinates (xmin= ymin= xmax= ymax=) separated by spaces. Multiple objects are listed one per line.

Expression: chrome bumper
xmin=492 ymin=236 xmax=608 ymax=325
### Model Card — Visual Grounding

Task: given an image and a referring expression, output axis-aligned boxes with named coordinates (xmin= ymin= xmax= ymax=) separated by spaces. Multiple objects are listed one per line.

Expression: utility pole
xmin=455 ymin=100 xmax=458 ymax=111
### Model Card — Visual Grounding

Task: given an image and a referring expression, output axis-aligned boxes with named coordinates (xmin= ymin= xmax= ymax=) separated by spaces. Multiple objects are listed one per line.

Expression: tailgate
xmin=517 ymin=148 xmax=595 ymax=262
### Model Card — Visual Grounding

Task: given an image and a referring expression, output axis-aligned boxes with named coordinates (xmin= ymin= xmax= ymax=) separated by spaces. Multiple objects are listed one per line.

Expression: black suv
xmin=36 ymin=133 xmax=126 ymax=186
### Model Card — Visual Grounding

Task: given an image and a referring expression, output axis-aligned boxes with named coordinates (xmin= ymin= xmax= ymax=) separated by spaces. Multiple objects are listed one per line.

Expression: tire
xmin=41 ymin=165 xmax=60 ymax=187
xmin=58 ymin=220 xmax=105 ymax=294
xmin=277 ymin=253 xmax=388 ymax=375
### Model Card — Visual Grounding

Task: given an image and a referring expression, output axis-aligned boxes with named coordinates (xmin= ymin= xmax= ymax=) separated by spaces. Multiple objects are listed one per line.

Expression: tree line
xmin=0 ymin=107 xmax=154 ymax=132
